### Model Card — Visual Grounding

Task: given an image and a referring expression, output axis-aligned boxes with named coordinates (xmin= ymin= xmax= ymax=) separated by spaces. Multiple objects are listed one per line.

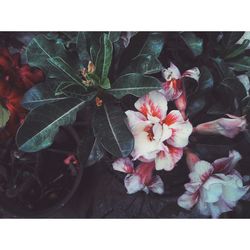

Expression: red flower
xmin=0 ymin=48 xmax=44 ymax=140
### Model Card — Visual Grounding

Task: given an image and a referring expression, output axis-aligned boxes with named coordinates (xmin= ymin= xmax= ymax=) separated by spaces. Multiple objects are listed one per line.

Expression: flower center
xmin=144 ymin=125 xmax=154 ymax=141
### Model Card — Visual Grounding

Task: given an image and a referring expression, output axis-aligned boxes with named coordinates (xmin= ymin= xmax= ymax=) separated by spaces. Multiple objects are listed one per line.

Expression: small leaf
xmin=122 ymin=54 xmax=162 ymax=75
xmin=93 ymin=101 xmax=134 ymax=157
xmin=0 ymin=104 xmax=10 ymax=128
xmin=95 ymin=33 xmax=113 ymax=87
xmin=180 ymin=32 xmax=203 ymax=57
xmin=108 ymin=73 xmax=161 ymax=99
xmin=139 ymin=32 xmax=165 ymax=57
xmin=228 ymin=56 xmax=250 ymax=71
xmin=16 ymin=98 xmax=89 ymax=152
xmin=21 ymin=80 xmax=68 ymax=110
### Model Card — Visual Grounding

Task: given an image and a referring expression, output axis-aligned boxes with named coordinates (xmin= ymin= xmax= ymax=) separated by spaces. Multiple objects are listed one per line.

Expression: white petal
xmin=178 ymin=191 xmax=198 ymax=210
xmin=201 ymin=179 xmax=223 ymax=203
xmin=149 ymin=175 xmax=164 ymax=194
xmin=112 ymin=157 xmax=134 ymax=173
xmin=125 ymin=110 xmax=148 ymax=130
xmin=162 ymin=62 xmax=181 ymax=80
xmin=182 ymin=67 xmax=200 ymax=82
xmin=189 ymin=160 xmax=213 ymax=183
xmin=134 ymin=91 xmax=168 ymax=122
xmin=124 ymin=174 xmax=144 ymax=194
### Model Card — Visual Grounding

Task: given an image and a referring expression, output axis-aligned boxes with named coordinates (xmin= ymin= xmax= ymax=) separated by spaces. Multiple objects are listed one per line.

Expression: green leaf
xmin=16 ymin=98 xmax=89 ymax=152
xmin=0 ymin=104 xmax=10 ymax=128
xmin=139 ymin=32 xmax=165 ymax=57
xmin=93 ymin=102 xmax=134 ymax=157
xmin=224 ymin=39 xmax=250 ymax=60
xmin=108 ymin=32 xmax=121 ymax=43
xmin=122 ymin=54 xmax=162 ymax=75
xmin=47 ymin=56 xmax=84 ymax=87
xmin=76 ymin=32 xmax=90 ymax=62
xmin=21 ymin=80 xmax=68 ymax=110
xmin=228 ymin=56 xmax=250 ymax=71
xmin=87 ymin=138 xmax=105 ymax=166
xmin=221 ymin=32 xmax=244 ymax=49
xmin=108 ymin=73 xmax=161 ymax=98
xmin=198 ymin=66 xmax=214 ymax=94
xmin=95 ymin=33 xmax=113 ymax=88
xmin=26 ymin=34 xmax=68 ymax=76
xmin=55 ymin=83 xmax=97 ymax=100
xmin=180 ymin=32 xmax=203 ymax=57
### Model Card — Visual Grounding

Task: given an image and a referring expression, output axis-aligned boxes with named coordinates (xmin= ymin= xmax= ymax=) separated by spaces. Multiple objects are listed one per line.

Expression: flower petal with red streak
xmin=148 ymin=175 xmax=164 ymax=194
xmin=134 ymin=91 xmax=168 ymax=123
xmin=182 ymin=67 xmax=200 ymax=81
xmin=112 ymin=157 xmax=134 ymax=174
xmin=178 ymin=191 xmax=199 ymax=210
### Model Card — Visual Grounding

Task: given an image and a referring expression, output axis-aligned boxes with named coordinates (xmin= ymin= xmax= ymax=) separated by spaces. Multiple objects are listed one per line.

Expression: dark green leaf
xmin=122 ymin=54 xmax=162 ymax=75
xmin=180 ymin=32 xmax=203 ymax=57
xmin=228 ymin=56 xmax=250 ymax=71
xmin=0 ymin=104 xmax=10 ymax=128
xmin=26 ymin=34 xmax=68 ymax=76
xmin=86 ymin=138 xmax=105 ymax=166
xmin=76 ymin=32 xmax=90 ymax=62
xmin=21 ymin=80 xmax=68 ymax=110
xmin=108 ymin=32 xmax=121 ymax=43
xmin=93 ymin=102 xmax=134 ymax=157
xmin=16 ymin=98 xmax=89 ymax=152
xmin=139 ymin=32 xmax=165 ymax=57
xmin=198 ymin=66 xmax=214 ymax=94
xmin=95 ymin=33 xmax=113 ymax=88
xmin=48 ymin=56 xmax=84 ymax=87
xmin=186 ymin=95 xmax=206 ymax=118
xmin=224 ymin=39 xmax=250 ymax=60
xmin=108 ymin=73 xmax=161 ymax=98
xmin=221 ymin=32 xmax=244 ymax=49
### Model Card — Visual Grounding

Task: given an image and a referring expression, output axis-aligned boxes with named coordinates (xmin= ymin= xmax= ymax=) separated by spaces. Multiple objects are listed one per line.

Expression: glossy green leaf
xmin=86 ymin=138 xmax=105 ymax=166
xmin=140 ymin=32 xmax=165 ymax=57
xmin=228 ymin=56 xmax=250 ymax=71
xmin=221 ymin=32 xmax=244 ymax=48
xmin=224 ymin=39 xmax=250 ymax=60
xmin=26 ymin=34 xmax=68 ymax=76
xmin=122 ymin=54 xmax=162 ymax=75
xmin=16 ymin=98 xmax=89 ymax=152
xmin=108 ymin=73 xmax=161 ymax=98
xmin=95 ymin=33 xmax=113 ymax=88
xmin=76 ymin=32 xmax=90 ymax=62
xmin=180 ymin=32 xmax=203 ymax=57
xmin=48 ymin=56 xmax=84 ymax=86
xmin=93 ymin=102 xmax=134 ymax=157
xmin=21 ymin=80 xmax=68 ymax=110
xmin=0 ymin=104 xmax=10 ymax=128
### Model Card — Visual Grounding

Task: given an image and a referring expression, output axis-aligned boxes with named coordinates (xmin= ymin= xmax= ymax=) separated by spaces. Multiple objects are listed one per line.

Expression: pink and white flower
xmin=112 ymin=157 xmax=164 ymax=194
xmin=125 ymin=90 xmax=193 ymax=171
xmin=178 ymin=150 xmax=249 ymax=218
xmin=161 ymin=62 xmax=200 ymax=101
xmin=193 ymin=114 xmax=247 ymax=139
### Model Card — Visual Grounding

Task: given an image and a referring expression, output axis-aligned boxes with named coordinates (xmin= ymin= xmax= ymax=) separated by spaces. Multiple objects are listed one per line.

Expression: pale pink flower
xmin=178 ymin=150 xmax=249 ymax=218
xmin=193 ymin=114 xmax=247 ymax=138
xmin=125 ymin=90 xmax=193 ymax=171
xmin=161 ymin=62 xmax=200 ymax=101
xmin=112 ymin=157 xmax=164 ymax=194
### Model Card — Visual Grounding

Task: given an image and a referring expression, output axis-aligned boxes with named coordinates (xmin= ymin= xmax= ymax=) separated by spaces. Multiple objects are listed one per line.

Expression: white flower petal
xmin=178 ymin=191 xmax=198 ymax=210
xmin=162 ymin=62 xmax=181 ymax=80
xmin=189 ymin=160 xmax=214 ymax=183
xmin=182 ymin=67 xmax=200 ymax=82
xmin=112 ymin=157 xmax=134 ymax=173
xmin=148 ymin=175 xmax=164 ymax=194
xmin=134 ymin=91 xmax=168 ymax=122
xmin=124 ymin=174 xmax=144 ymax=194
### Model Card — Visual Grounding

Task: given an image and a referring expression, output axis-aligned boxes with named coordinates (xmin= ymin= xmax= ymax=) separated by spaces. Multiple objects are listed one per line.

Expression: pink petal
xmin=148 ymin=175 xmax=164 ymax=194
xmin=155 ymin=146 xmax=183 ymax=171
xmin=161 ymin=79 xmax=182 ymax=101
xmin=112 ymin=157 xmax=134 ymax=174
xmin=134 ymin=91 xmax=168 ymax=122
xmin=125 ymin=110 xmax=148 ymax=130
xmin=182 ymin=67 xmax=200 ymax=81
xmin=163 ymin=110 xmax=184 ymax=126
xmin=189 ymin=160 xmax=213 ymax=183
xmin=135 ymin=161 xmax=155 ymax=186
xmin=178 ymin=191 xmax=199 ymax=210
xmin=185 ymin=149 xmax=200 ymax=171
xmin=212 ymin=150 xmax=242 ymax=174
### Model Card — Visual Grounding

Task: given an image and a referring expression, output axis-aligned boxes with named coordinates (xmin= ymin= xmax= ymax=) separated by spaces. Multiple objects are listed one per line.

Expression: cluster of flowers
xmin=113 ymin=62 xmax=249 ymax=218
xmin=0 ymin=48 xmax=43 ymax=140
